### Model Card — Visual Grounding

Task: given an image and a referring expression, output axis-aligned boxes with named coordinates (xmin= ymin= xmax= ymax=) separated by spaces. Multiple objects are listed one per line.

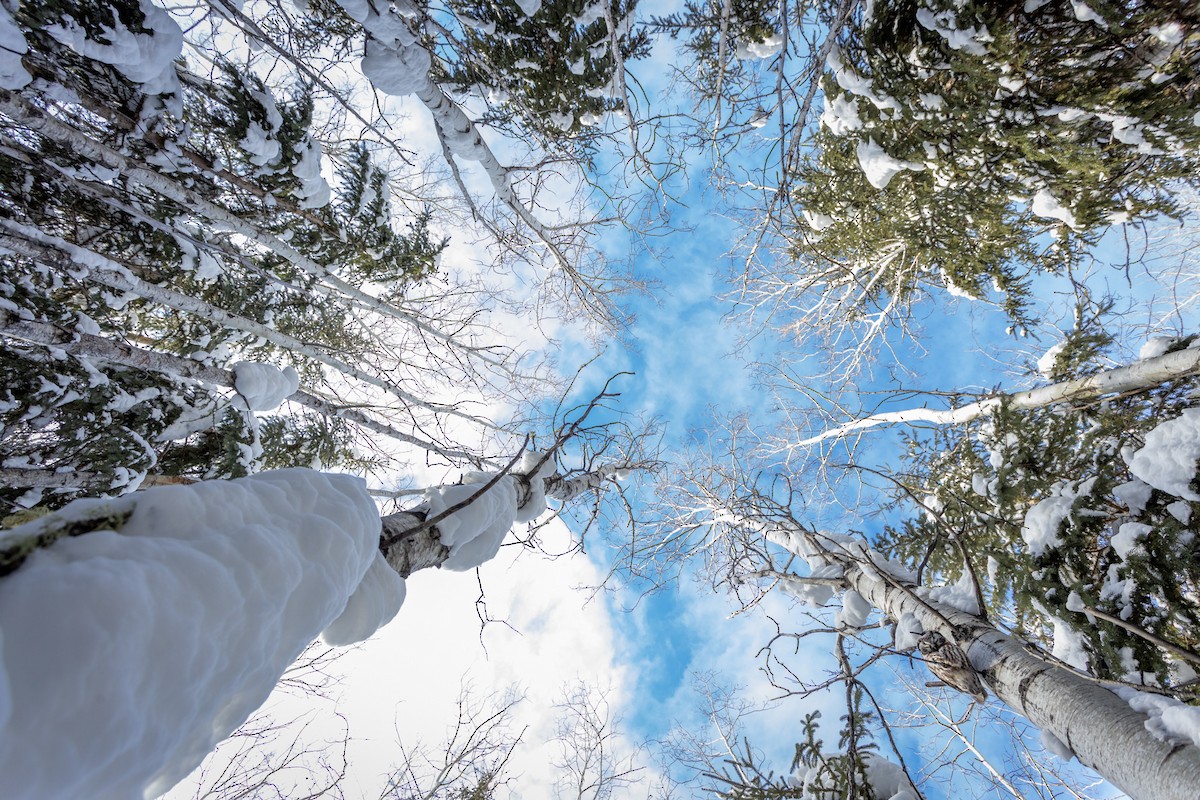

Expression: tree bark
xmin=0 ymin=312 xmax=483 ymax=462
xmin=765 ymin=523 xmax=1200 ymax=800
xmin=792 ymin=345 xmax=1200 ymax=447
xmin=380 ymin=467 xmax=621 ymax=578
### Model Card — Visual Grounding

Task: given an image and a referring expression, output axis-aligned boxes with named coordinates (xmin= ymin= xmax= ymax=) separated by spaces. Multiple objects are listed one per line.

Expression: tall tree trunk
xmin=763 ymin=522 xmax=1200 ymax=800
xmin=382 ymin=467 xmax=621 ymax=577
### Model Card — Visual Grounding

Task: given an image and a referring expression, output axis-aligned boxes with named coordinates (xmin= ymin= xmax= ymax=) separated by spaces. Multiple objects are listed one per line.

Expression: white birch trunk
xmin=793 ymin=345 xmax=1200 ymax=447
xmin=0 ymin=91 xmax=479 ymax=351
xmin=0 ymin=312 xmax=484 ymax=462
xmin=0 ymin=220 xmax=499 ymax=431
xmin=765 ymin=523 xmax=1200 ymax=800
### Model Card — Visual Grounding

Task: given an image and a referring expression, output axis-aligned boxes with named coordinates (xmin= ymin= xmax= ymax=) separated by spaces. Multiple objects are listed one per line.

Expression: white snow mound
xmin=0 ymin=4 xmax=31 ymax=90
xmin=232 ymin=361 xmax=299 ymax=410
xmin=429 ymin=475 xmax=519 ymax=571
xmin=856 ymin=137 xmax=924 ymax=189
xmin=1129 ymin=408 xmax=1200 ymax=501
xmin=0 ymin=469 xmax=395 ymax=800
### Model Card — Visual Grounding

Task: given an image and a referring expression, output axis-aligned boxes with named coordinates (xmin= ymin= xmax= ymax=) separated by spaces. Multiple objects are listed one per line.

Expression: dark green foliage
xmin=793 ymin=0 xmax=1200 ymax=325
xmin=332 ymin=144 xmax=446 ymax=287
xmin=877 ymin=322 xmax=1200 ymax=692
xmin=437 ymin=0 xmax=651 ymax=147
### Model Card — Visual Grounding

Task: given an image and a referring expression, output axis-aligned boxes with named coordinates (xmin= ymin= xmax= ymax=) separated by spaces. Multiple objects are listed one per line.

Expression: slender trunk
xmin=0 ymin=90 xmax=499 ymax=361
xmin=768 ymin=524 xmax=1200 ymax=800
xmin=793 ymin=345 xmax=1200 ymax=447
xmin=0 ymin=221 xmax=498 ymax=431
xmin=1 ymin=312 xmax=485 ymax=462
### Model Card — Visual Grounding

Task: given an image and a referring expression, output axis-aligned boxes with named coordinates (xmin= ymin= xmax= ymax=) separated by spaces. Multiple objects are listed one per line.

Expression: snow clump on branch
xmin=1128 ymin=408 xmax=1200 ymax=501
xmin=427 ymin=451 xmax=556 ymax=571
xmin=232 ymin=361 xmax=300 ymax=411
xmin=0 ymin=470 xmax=401 ymax=800
xmin=43 ymin=0 xmax=183 ymax=97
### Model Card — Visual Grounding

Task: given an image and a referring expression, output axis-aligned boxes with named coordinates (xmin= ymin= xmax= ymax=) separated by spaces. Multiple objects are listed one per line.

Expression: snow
xmin=835 ymin=589 xmax=873 ymax=628
xmin=736 ymin=33 xmax=783 ymax=60
xmin=514 ymin=451 xmax=556 ymax=523
xmin=1070 ymin=0 xmax=1108 ymax=28
xmin=232 ymin=361 xmax=299 ymax=411
xmin=915 ymin=8 xmax=991 ymax=56
xmin=1022 ymin=488 xmax=1074 ymax=556
xmin=1167 ymin=500 xmax=1192 ymax=524
xmin=44 ymin=0 xmax=183 ymax=96
xmin=862 ymin=753 xmax=918 ymax=800
xmin=360 ymin=37 xmax=432 ymax=97
xmin=1066 ymin=590 xmax=1086 ymax=613
xmin=1110 ymin=522 xmax=1151 ymax=559
xmin=1113 ymin=479 xmax=1152 ymax=514
xmin=0 ymin=3 xmax=31 ymax=90
xmin=1048 ymin=612 xmax=1089 ymax=670
xmin=322 ymin=551 xmax=406 ymax=646
xmin=927 ymin=570 xmax=981 ymax=615
xmin=426 ymin=454 xmax=555 ymax=571
xmin=826 ymin=46 xmax=899 ymax=111
xmin=1031 ymin=189 xmax=1079 ymax=229
xmin=894 ymin=611 xmax=923 ymax=650
xmin=292 ymin=140 xmax=332 ymax=209
xmin=1036 ymin=340 xmax=1065 ymax=378
xmin=1040 ymin=728 xmax=1075 ymax=760
xmin=1139 ymin=335 xmax=1179 ymax=360
xmin=238 ymin=85 xmax=282 ymax=167
xmin=1150 ymin=22 xmax=1185 ymax=45
xmin=856 ymin=138 xmax=924 ymax=189
xmin=1116 ymin=687 xmax=1200 ymax=749
xmin=0 ymin=469 xmax=398 ymax=800
xmin=1128 ymin=408 xmax=1200 ymax=501
xmin=820 ymin=93 xmax=863 ymax=135
xmin=803 ymin=209 xmax=836 ymax=230
xmin=428 ymin=476 xmax=517 ymax=571
xmin=777 ymin=564 xmax=842 ymax=607
xmin=514 ymin=0 xmax=542 ymax=17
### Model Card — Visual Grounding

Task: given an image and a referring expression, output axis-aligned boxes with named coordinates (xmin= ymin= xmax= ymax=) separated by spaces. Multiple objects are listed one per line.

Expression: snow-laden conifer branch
xmin=790 ymin=343 xmax=1200 ymax=448
xmin=316 ymin=0 xmax=621 ymax=328
xmin=0 ymin=221 xmax=502 ymax=432
xmin=208 ymin=0 xmax=624 ymax=329
xmin=200 ymin=0 xmax=417 ymax=168
xmin=0 ymin=312 xmax=486 ymax=464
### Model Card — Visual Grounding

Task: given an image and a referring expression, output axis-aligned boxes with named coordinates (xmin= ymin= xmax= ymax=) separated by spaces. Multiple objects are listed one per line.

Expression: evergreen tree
xmin=436 ymin=0 xmax=651 ymax=150
xmin=877 ymin=319 xmax=1200 ymax=695
xmin=793 ymin=0 xmax=1200 ymax=325
xmin=645 ymin=0 xmax=782 ymax=104
xmin=0 ymin=0 xmax=444 ymax=512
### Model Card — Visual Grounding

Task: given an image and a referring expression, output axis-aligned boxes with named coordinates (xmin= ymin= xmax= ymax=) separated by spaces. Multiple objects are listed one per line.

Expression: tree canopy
xmin=3 ymin=1 xmax=1200 ymax=799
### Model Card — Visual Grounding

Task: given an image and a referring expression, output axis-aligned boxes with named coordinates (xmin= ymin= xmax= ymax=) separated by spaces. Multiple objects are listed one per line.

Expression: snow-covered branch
xmin=791 ymin=343 xmax=1200 ymax=448
xmin=0 ymin=312 xmax=486 ymax=463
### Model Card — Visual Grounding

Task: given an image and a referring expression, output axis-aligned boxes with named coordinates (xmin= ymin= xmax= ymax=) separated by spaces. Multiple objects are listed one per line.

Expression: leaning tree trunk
xmin=793 ymin=343 xmax=1200 ymax=448
xmin=381 ymin=467 xmax=621 ymax=577
xmin=767 ymin=523 xmax=1200 ymax=800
